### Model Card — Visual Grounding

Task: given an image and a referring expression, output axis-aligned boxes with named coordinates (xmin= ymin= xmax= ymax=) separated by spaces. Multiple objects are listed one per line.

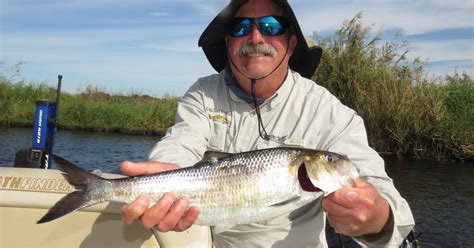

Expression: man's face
xmin=226 ymin=0 xmax=297 ymax=80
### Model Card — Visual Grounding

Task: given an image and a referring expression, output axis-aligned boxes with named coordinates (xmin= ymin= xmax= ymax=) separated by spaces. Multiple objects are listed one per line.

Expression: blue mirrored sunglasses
xmin=228 ymin=15 xmax=290 ymax=37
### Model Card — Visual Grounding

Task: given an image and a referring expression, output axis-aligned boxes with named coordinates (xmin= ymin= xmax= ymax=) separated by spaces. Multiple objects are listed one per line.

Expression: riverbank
xmin=1 ymin=76 xmax=472 ymax=162
xmin=312 ymin=15 xmax=473 ymax=162
xmin=0 ymin=83 xmax=178 ymax=136
xmin=1 ymin=15 xmax=472 ymax=162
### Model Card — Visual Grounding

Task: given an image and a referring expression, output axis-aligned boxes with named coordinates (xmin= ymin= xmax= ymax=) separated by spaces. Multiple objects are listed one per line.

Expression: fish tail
xmin=37 ymin=154 xmax=109 ymax=224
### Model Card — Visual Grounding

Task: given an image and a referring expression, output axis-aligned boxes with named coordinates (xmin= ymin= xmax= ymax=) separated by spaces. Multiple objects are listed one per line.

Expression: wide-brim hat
xmin=198 ymin=0 xmax=322 ymax=79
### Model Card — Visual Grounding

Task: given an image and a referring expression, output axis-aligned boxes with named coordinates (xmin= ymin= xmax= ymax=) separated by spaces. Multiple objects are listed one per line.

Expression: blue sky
xmin=1 ymin=0 xmax=473 ymax=96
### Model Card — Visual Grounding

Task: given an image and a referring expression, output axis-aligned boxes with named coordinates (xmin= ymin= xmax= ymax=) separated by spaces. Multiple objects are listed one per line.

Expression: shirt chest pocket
xmin=208 ymin=122 xmax=228 ymax=151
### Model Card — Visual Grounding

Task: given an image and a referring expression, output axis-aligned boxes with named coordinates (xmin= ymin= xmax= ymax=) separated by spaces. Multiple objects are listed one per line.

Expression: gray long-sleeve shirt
xmin=149 ymin=69 xmax=414 ymax=247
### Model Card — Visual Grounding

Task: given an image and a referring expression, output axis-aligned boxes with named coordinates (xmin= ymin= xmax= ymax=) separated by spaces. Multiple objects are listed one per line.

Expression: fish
xmin=37 ymin=147 xmax=359 ymax=230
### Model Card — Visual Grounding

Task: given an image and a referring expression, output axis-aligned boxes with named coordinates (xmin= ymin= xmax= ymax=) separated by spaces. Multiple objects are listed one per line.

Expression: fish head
xmin=298 ymin=151 xmax=359 ymax=195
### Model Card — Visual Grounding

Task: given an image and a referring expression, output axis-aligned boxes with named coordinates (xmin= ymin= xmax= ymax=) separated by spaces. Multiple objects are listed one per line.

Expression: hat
xmin=198 ymin=0 xmax=322 ymax=79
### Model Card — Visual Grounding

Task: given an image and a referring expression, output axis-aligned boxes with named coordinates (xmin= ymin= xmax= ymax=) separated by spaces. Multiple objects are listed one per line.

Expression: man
xmin=120 ymin=0 xmax=415 ymax=246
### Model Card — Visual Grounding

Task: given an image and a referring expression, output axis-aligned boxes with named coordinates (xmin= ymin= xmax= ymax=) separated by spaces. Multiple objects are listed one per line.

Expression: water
xmin=384 ymin=156 xmax=474 ymax=247
xmin=0 ymin=126 xmax=158 ymax=173
xmin=1 ymin=127 xmax=473 ymax=247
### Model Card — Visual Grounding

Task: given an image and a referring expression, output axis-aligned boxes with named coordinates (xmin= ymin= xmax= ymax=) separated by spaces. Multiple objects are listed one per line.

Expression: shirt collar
xmin=225 ymin=66 xmax=265 ymax=105
xmin=224 ymin=66 xmax=295 ymax=108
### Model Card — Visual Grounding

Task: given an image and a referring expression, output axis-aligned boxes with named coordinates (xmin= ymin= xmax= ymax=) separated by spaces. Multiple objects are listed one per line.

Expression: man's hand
xmin=322 ymin=178 xmax=392 ymax=237
xmin=119 ymin=161 xmax=200 ymax=232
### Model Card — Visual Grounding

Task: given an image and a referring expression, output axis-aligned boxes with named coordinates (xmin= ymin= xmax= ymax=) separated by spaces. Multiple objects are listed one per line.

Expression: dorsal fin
xmin=202 ymin=151 xmax=232 ymax=163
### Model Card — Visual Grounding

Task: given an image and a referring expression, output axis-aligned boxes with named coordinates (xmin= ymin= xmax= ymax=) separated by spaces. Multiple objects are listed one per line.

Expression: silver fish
xmin=37 ymin=148 xmax=358 ymax=229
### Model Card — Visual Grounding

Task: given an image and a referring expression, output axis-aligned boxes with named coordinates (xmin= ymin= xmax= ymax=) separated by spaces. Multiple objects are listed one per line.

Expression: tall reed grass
xmin=312 ymin=14 xmax=473 ymax=161
xmin=1 ymin=14 xmax=472 ymax=161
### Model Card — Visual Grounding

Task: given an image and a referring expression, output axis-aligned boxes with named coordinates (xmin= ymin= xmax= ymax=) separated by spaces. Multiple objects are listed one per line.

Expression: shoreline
xmin=0 ymin=121 xmax=168 ymax=136
xmin=2 ymin=16 xmax=472 ymax=162
xmin=2 ymin=123 xmax=471 ymax=163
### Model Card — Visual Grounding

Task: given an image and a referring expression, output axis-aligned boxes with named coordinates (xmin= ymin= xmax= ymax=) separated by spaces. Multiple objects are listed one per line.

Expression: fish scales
xmin=37 ymin=148 xmax=358 ymax=227
xmin=104 ymin=149 xmax=303 ymax=225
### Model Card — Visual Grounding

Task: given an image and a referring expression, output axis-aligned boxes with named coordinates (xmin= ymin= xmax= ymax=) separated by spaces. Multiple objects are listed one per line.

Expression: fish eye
xmin=326 ymin=155 xmax=335 ymax=163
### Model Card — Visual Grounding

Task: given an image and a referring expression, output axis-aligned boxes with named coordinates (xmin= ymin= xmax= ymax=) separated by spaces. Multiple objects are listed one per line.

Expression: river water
xmin=1 ymin=126 xmax=472 ymax=247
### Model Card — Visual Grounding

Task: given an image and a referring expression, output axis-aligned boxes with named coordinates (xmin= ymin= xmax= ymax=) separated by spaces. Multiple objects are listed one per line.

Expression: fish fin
xmin=269 ymin=196 xmax=301 ymax=207
xmin=192 ymin=151 xmax=234 ymax=168
xmin=202 ymin=151 xmax=232 ymax=162
xmin=52 ymin=154 xmax=103 ymax=189
xmin=37 ymin=154 xmax=107 ymax=224
xmin=213 ymin=224 xmax=235 ymax=234
xmin=37 ymin=191 xmax=101 ymax=224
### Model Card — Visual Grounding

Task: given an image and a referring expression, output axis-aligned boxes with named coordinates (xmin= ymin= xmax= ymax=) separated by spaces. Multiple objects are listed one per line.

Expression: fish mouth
xmin=298 ymin=163 xmax=321 ymax=192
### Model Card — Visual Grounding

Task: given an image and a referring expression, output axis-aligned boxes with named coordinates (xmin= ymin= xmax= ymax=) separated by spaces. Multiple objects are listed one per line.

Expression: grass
xmin=0 ymin=81 xmax=178 ymax=136
xmin=1 ymin=14 xmax=472 ymax=161
xmin=312 ymin=13 xmax=473 ymax=161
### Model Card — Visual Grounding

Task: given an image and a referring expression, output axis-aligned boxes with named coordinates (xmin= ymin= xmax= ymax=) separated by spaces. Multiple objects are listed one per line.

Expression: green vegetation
xmin=0 ymin=81 xmax=178 ymax=136
xmin=312 ymin=14 xmax=473 ymax=161
xmin=1 ymin=14 xmax=472 ymax=161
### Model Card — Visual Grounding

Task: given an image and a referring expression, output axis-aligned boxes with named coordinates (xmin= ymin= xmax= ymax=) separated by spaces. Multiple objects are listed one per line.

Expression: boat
xmin=2 ymin=76 xmax=421 ymax=247
xmin=1 ymin=76 xmax=212 ymax=247
xmin=0 ymin=166 xmax=212 ymax=248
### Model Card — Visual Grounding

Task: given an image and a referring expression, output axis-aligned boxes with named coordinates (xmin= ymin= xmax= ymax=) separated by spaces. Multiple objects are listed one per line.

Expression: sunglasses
xmin=228 ymin=15 xmax=290 ymax=37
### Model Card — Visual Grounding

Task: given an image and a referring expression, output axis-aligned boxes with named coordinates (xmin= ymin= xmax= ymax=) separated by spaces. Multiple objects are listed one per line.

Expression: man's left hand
xmin=322 ymin=178 xmax=392 ymax=237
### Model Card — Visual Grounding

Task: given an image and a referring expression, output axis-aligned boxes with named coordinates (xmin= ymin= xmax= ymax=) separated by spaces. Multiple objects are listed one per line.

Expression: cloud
xmin=409 ymin=39 xmax=473 ymax=62
xmin=406 ymin=27 xmax=474 ymax=41
xmin=295 ymin=0 xmax=474 ymax=35
xmin=2 ymin=0 xmax=473 ymax=96
xmin=2 ymin=0 xmax=156 ymax=14
xmin=149 ymin=12 xmax=169 ymax=17
xmin=5 ymin=46 xmax=214 ymax=96
xmin=1 ymin=0 xmax=217 ymax=95
xmin=140 ymin=41 xmax=201 ymax=53
xmin=184 ymin=0 xmax=228 ymax=16
xmin=292 ymin=0 xmax=473 ymax=77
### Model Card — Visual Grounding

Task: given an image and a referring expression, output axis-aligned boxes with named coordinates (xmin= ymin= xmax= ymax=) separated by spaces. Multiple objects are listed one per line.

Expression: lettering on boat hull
xmin=0 ymin=176 xmax=74 ymax=194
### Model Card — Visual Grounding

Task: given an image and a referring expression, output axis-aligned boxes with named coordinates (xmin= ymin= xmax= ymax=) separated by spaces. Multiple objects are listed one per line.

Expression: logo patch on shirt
xmin=206 ymin=108 xmax=231 ymax=125
xmin=210 ymin=114 xmax=230 ymax=125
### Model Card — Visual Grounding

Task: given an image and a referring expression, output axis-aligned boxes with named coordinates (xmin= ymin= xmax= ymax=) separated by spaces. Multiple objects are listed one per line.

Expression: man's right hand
xmin=119 ymin=161 xmax=200 ymax=232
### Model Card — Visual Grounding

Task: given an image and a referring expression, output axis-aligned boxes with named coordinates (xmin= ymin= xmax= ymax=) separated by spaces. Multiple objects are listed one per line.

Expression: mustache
xmin=239 ymin=43 xmax=277 ymax=57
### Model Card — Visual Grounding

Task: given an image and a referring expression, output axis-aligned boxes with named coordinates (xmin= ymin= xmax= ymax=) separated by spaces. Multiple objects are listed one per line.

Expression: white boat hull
xmin=0 ymin=167 xmax=211 ymax=248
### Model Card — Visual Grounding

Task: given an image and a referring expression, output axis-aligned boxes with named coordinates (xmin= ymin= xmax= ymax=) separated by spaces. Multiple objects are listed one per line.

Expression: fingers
xmin=322 ymin=197 xmax=351 ymax=217
xmin=119 ymin=161 xmax=196 ymax=231
xmin=323 ymin=178 xmax=391 ymax=236
xmin=121 ymin=195 xmax=150 ymax=225
xmin=327 ymin=214 xmax=363 ymax=236
xmin=121 ymin=193 xmax=199 ymax=232
xmin=324 ymin=193 xmax=371 ymax=236
xmin=323 ymin=179 xmax=378 ymax=216
xmin=140 ymin=192 xmax=177 ymax=229
xmin=324 ymin=189 xmax=360 ymax=211
xmin=325 ymin=179 xmax=375 ymax=210
xmin=120 ymin=161 xmax=179 ymax=176
xmin=155 ymin=196 xmax=191 ymax=232
xmin=353 ymin=177 xmax=370 ymax=188
xmin=175 ymin=206 xmax=200 ymax=232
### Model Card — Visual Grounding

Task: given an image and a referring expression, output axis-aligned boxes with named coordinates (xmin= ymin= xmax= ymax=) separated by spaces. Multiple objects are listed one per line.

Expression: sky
xmin=1 ymin=0 xmax=473 ymax=97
